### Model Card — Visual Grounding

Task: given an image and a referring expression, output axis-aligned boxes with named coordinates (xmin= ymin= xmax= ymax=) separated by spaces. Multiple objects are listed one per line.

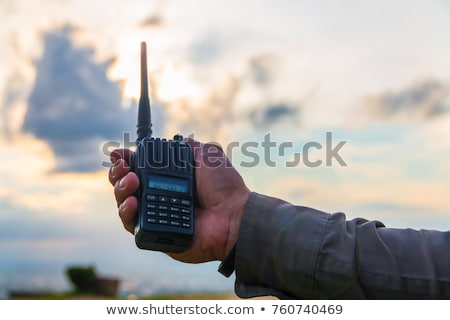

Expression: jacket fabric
xmin=233 ymin=192 xmax=450 ymax=299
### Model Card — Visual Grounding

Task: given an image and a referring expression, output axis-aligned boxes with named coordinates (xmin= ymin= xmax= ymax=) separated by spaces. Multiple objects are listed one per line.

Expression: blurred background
xmin=1 ymin=0 xmax=450 ymax=298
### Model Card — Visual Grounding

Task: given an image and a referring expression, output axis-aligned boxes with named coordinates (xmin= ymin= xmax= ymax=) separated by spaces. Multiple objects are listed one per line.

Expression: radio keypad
xmin=146 ymin=194 xmax=192 ymax=228
xmin=158 ymin=196 xmax=169 ymax=203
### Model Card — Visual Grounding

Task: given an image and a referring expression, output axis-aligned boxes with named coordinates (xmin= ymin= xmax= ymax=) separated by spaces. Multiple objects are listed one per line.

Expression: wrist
xmin=222 ymin=188 xmax=251 ymax=261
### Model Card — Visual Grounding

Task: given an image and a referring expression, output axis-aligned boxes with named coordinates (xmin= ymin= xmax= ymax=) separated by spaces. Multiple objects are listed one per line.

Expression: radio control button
xmin=146 ymin=211 xmax=157 ymax=216
xmin=159 ymin=212 xmax=169 ymax=218
xmin=181 ymin=215 xmax=191 ymax=221
xmin=173 ymin=134 xmax=183 ymax=141
xmin=181 ymin=208 xmax=190 ymax=215
xmin=158 ymin=205 xmax=169 ymax=211
xmin=159 ymin=196 xmax=168 ymax=203
xmin=147 ymin=218 xmax=157 ymax=223
xmin=170 ymin=197 xmax=180 ymax=204
xmin=182 ymin=223 xmax=191 ymax=228
xmin=170 ymin=221 xmax=181 ymax=227
xmin=170 ymin=214 xmax=181 ymax=220
xmin=181 ymin=199 xmax=191 ymax=207
xmin=169 ymin=206 xmax=181 ymax=212
xmin=158 ymin=219 xmax=169 ymax=224
xmin=146 ymin=195 xmax=157 ymax=201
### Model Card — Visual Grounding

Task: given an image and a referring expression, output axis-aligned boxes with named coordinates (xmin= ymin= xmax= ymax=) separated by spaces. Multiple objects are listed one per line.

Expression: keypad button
xmin=170 ymin=214 xmax=181 ymax=220
xmin=159 ymin=196 xmax=168 ymax=203
xmin=181 ymin=199 xmax=191 ymax=207
xmin=146 ymin=194 xmax=192 ymax=229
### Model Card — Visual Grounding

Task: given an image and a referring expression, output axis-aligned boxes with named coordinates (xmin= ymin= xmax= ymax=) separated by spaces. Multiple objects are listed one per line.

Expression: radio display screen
xmin=148 ymin=175 xmax=189 ymax=193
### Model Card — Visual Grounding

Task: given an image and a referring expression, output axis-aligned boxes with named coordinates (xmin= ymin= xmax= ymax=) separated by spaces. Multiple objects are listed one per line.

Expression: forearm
xmin=233 ymin=193 xmax=450 ymax=299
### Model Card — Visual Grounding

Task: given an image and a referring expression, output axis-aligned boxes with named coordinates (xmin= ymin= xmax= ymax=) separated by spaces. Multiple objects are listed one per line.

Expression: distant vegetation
xmin=66 ymin=265 xmax=97 ymax=293
xmin=65 ymin=265 xmax=120 ymax=297
xmin=142 ymin=292 xmax=237 ymax=300
xmin=9 ymin=264 xmax=239 ymax=300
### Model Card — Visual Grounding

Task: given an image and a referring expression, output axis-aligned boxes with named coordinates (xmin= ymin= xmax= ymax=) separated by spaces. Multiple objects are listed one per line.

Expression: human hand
xmin=108 ymin=140 xmax=250 ymax=263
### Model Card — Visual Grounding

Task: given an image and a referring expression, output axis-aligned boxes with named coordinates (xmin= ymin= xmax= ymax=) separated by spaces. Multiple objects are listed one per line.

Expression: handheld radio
xmin=133 ymin=42 xmax=195 ymax=253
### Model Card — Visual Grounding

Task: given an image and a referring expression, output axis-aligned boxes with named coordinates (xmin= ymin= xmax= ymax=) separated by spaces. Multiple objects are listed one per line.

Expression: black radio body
xmin=132 ymin=42 xmax=195 ymax=253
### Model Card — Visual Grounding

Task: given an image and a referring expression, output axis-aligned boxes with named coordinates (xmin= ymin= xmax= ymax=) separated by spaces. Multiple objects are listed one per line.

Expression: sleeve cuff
xmin=233 ymin=192 xmax=330 ymax=299
xmin=217 ymin=244 xmax=237 ymax=277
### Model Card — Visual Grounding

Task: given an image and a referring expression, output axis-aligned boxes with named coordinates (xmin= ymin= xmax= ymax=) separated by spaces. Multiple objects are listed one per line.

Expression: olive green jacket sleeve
xmin=233 ymin=193 xmax=450 ymax=299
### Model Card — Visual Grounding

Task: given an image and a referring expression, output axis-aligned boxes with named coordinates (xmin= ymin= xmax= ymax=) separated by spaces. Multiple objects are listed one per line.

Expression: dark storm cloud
xmin=22 ymin=27 xmax=142 ymax=172
xmin=366 ymin=80 xmax=450 ymax=121
xmin=249 ymin=103 xmax=300 ymax=129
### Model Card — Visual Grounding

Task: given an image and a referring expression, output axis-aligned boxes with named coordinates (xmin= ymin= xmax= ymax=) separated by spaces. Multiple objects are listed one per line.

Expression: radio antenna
xmin=136 ymin=41 xmax=152 ymax=142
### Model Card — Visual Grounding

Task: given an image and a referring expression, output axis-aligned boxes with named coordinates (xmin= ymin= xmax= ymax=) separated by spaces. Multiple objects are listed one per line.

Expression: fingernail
xmin=119 ymin=177 xmax=126 ymax=189
xmin=119 ymin=198 xmax=128 ymax=213
xmin=110 ymin=163 xmax=116 ymax=178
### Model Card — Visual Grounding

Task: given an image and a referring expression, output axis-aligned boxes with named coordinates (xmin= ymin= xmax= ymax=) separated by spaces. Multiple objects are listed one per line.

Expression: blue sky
xmin=1 ymin=0 xmax=450 ymax=297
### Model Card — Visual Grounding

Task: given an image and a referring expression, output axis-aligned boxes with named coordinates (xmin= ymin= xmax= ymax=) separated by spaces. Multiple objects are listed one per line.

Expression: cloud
xmin=248 ymin=53 xmax=278 ymax=87
xmin=364 ymin=79 xmax=450 ymax=122
xmin=21 ymin=26 xmax=144 ymax=172
xmin=248 ymin=102 xmax=300 ymax=129
xmin=160 ymin=75 xmax=241 ymax=142
xmin=139 ymin=0 xmax=165 ymax=28
xmin=1 ymin=73 xmax=26 ymax=138
xmin=139 ymin=13 xmax=164 ymax=28
xmin=0 ymin=201 xmax=78 ymax=242
xmin=243 ymin=53 xmax=302 ymax=129
xmin=187 ymin=33 xmax=224 ymax=65
xmin=161 ymin=49 xmax=300 ymax=138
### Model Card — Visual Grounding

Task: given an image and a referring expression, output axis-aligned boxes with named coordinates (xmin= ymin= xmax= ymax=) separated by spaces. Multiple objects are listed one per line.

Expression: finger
xmin=114 ymin=171 xmax=140 ymax=207
xmin=202 ymin=142 xmax=226 ymax=164
xmin=109 ymin=158 xmax=131 ymax=186
xmin=118 ymin=196 xmax=138 ymax=234
xmin=110 ymin=148 xmax=134 ymax=165
xmin=183 ymin=138 xmax=202 ymax=161
xmin=184 ymin=138 xmax=224 ymax=162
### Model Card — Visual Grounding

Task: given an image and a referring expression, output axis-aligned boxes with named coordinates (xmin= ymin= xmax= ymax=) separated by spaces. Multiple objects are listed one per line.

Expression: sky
xmin=1 ymin=0 xmax=450 ymax=298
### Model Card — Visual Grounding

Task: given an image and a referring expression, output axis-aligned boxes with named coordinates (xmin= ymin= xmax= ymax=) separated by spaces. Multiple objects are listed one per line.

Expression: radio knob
xmin=173 ymin=134 xmax=183 ymax=141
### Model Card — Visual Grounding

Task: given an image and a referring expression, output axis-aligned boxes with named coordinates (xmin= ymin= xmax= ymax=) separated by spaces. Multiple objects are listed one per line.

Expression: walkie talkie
xmin=133 ymin=42 xmax=195 ymax=253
